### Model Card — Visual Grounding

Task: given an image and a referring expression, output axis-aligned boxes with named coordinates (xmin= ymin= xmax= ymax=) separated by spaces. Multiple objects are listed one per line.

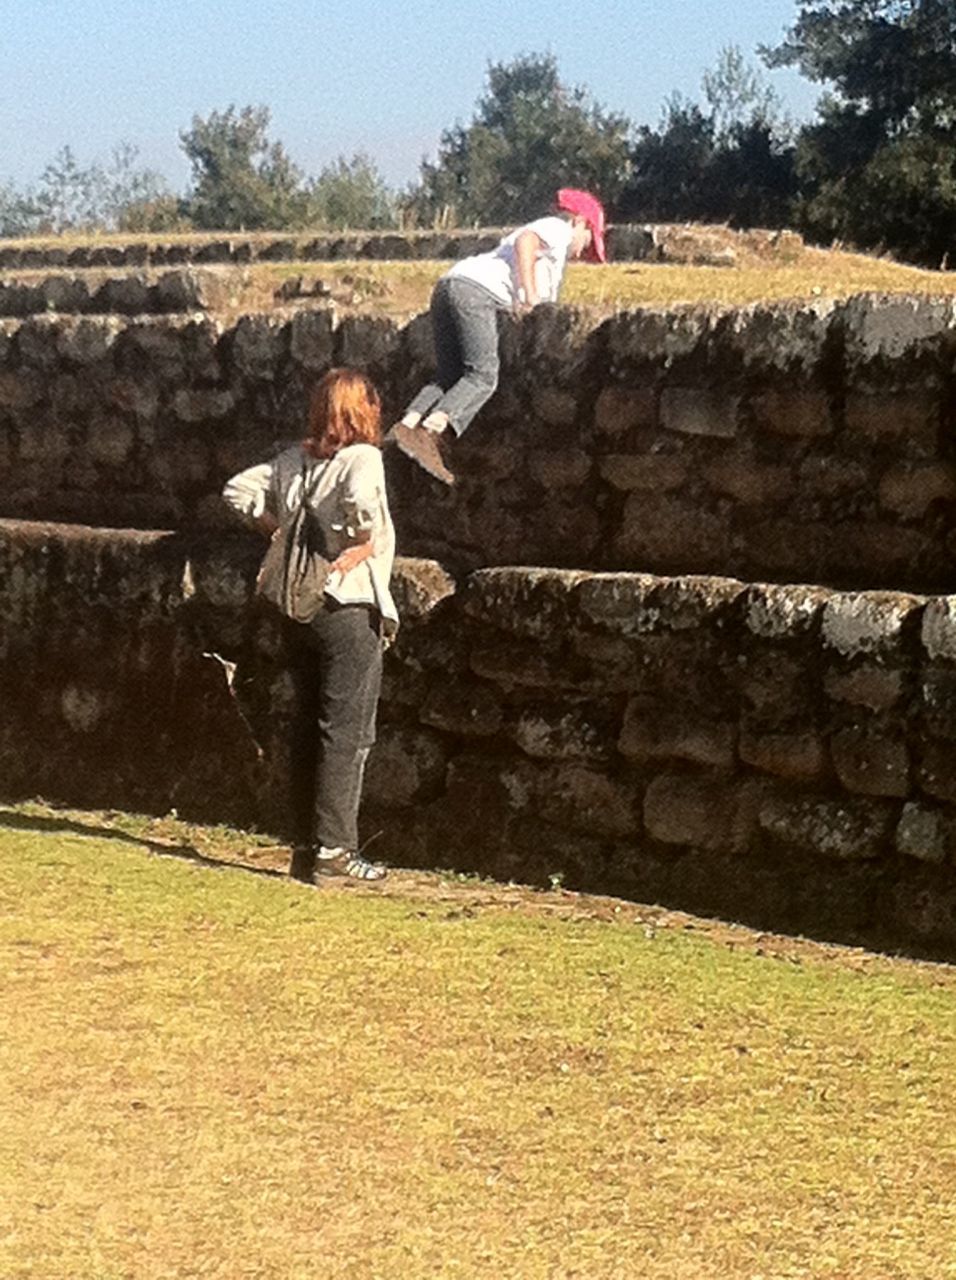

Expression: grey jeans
xmin=285 ymin=603 xmax=383 ymax=851
xmin=405 ymin=276 xmax=502 ymax=437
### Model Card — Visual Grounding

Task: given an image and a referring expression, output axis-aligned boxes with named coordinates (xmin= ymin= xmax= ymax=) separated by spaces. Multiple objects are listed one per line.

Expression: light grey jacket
xmin=222 ymin=442 xmax=399 ymax=636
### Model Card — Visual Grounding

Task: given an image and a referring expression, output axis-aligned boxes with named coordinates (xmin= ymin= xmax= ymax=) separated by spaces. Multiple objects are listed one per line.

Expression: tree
xmin=306 ymin=153 xmax=396 ymax=230
xmin=180 ymin=105 xmax=308 ymax=230
xmin=703 ymin=45 xmax=790 ymax=144
xmin=411 ymin=53 xmax=632 ymax=225
xmin=0 ymin=143 xmax=174 ymax=236
xmin=763 ymin=0 xmax=956 ymax=262
xmin=619 ymin=48 xmax=795 ymax=227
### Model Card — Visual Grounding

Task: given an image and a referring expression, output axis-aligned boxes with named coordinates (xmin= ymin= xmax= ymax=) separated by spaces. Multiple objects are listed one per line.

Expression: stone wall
xmin=0 ymin=270 xmax=219 ymax=317
xmin=1 ymin=295 xmax=955 ymax=590
xmin=3 ymin=516 xmax=956 ymax=955
xmin=0 ymin=225 xmax=670 ymax=272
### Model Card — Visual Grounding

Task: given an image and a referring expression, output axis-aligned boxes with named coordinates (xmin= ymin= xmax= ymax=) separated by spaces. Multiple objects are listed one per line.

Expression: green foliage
xmin=763 ymin=0 xmax=956 ymax=262
xmin=0 ymin=143 xmax=173 ymax=236
xmin=411 ymin=53 xmax=632 ymax=225
xmin=179 ymin=104 xmax=309 ymax=231
xmin=620 ymin=50 xmax=796 ymax=228
xmin=306 ymin=152 xmax=396 ymax=230
xmin=703 ymin=45 xmax=790 ymax=144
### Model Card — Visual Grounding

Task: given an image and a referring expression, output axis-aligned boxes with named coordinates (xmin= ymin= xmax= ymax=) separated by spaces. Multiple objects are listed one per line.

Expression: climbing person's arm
xmin=514 ymin=229 xmax=545 ymax=311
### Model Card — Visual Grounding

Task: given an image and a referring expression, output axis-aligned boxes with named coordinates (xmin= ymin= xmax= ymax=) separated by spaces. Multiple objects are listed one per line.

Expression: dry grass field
xmin=2 ymin=802 xmax=956 ymax=1279
xmin=198 ymin=249 xmax=956 ymax=320
xmin=4 ymin=222 xmax=956 ymax=319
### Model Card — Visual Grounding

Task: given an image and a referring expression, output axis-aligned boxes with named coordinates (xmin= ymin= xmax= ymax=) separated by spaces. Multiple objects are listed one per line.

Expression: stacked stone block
xmin=3 ymin=517 xmax=956 ymax=951
xmin=1 ymin=295 xmax=955 ymax=591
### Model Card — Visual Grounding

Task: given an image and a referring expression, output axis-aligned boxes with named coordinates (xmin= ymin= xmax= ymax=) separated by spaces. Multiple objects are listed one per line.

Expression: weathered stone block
xmin=123 ymin=321 xmax=187 ymax=378
xmin=232 ymin=315 xmax=287 ymax=380
xmin=363 ymin=725 xmax=448 ymax=807
xmin=171 ymin=388 xmax=236 ymax=423
xmin=919 ymin=741 xmax=956 ymax=804
xmin=598 ymin=453 xmax=688 ymax=492
xmin=822 ymin=591 xmax=924 ymax=658
xmin=797 ymin=455 xmax=869 ymax=497
xmin=750 ymin=389 xmax=832 ymax=438
xmin=619 ymin=700 xmax=735 ymax=769
xmin=654 ymin=575 xmax=745 ymax=631
xmin=528 ymin=449 xmax=591 ymax=489
xmin=94 ymin=275 xmax=151 ymax=315
xmin=660 ymin=387 xmax=739 ymax=438
xmin=56 ymin=316 xmax=121 ymax=365
xmin=920 ymin=669 xmax=956 ymax=739
xmin=0 ymin=369 xmax=45 ymax=408
xmin=576 ymin=573 xmax=661 ymax=635
xmin=824 ymin=665 xmax=903 ymax=711
xmin=532 ymin=388 xmax=579 ymax=428
xmin=16 ymin=317 xmax=60 ymax=368
xmin=740 ymin=650 xmax=817 ymax=721
xmin=15 ymin=417 xmax=71 ymax=466
xmin=511 ymin=707 xmax=611 ymax=760
xmin=831 ymin=728 xmax=910 ymax=798
xmin=462 ymin=567 xmax=585 ymax=640
xmin=739 ymin=728 xmax=826 ymax=781
xmin=745 ymin=583 xmax=824 ymax=639
xmin=722 ymin=300 xmax=835 ymax=373
xmin=921 ymin=597 xmax=956 ymax=662
xmin=470 ymin=639 xmax=571 ymax=690
xmin=703 ymin=451 xmax=790 ymax=505
xmin=644 ymin=771 xmax=758 ymax=852
xmin=106 ymin=377 xmax=160 ymax=420
xmin=611 ymin=492 xmax=730 ymax=570
xmin=878 ymin=462 xmax=956 ymax=518
xmin=39 ymin=275 xmax=90 ymax=313
xmin=758 ymin=793 xmax=894 ymax=859
xmin=606 ymin=308 xmax=710 ymax=366
xmin=896 ymin=802 xmax=949 ymax=864
xmin=389 ymin=557 xmax=456 ymax=620
xmin=420 ymin=681 xmax=503 ymax=737
xmin=843 ymin=294 xmax=953 ymax=365
xmin=501 ymin=759 xmax=642 ymax=837
xmin=592 ymin=385 xmax=655 ymax=438
xmin=153 ymin=270 xmax=210 ymax=313
xmin=289 ymin=308 xmax=335 ymax=371
xmin=87 ymin=416 xmax=135 ymax=468
xmin=334 ymin=314 xmax=398 ymax=369
xmin=844 ymin=392 xmax=940 ymax=455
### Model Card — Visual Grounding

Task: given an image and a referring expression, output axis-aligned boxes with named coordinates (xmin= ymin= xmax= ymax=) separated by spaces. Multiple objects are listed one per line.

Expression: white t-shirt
xmin=446 ymin=216 xmax=574 ymax=307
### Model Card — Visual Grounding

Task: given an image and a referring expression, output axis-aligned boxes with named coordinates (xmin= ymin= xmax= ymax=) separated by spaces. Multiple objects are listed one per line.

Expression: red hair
xmin=304 ymin=368 xmax=382 ymax=459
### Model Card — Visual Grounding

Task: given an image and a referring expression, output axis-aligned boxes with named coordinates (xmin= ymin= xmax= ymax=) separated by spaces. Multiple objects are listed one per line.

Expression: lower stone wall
xmin=3 ymin=517 xmax=956 ymax=955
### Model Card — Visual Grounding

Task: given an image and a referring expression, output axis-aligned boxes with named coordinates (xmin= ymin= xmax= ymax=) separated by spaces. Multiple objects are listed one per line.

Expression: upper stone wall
xmin=2 ymin=294 xmax=955 ymax=591
xmin=0 ymin=223 xmax=794 ymax=272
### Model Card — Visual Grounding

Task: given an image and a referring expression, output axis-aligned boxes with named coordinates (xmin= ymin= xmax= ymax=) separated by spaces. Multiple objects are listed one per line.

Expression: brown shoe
xmin=391 ymin=423 xmax=455 ymax=486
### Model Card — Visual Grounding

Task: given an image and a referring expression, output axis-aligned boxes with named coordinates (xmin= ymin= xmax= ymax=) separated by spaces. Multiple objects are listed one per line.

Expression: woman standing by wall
xmin=223 ymin=368 xmax=397 ymax=883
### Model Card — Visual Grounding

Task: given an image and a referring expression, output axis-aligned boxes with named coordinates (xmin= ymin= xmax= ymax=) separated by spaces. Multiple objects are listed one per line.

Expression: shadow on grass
xmin=0 ymin=807 xmax=290 ymax=883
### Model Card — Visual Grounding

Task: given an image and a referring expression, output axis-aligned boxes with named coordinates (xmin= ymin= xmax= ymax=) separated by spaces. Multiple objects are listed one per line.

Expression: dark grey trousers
xmin=405 ymin=276 xmax=501 ymax=437
xmin=285 ymin=603 xmax=383 ymax=851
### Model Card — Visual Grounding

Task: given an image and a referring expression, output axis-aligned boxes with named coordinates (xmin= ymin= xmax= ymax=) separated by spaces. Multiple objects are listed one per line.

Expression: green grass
xmin=2 ymin=806 xmax=956 ymax=1278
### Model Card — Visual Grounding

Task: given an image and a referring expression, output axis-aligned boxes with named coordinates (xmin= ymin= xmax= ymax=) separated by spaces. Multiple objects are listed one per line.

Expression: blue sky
xmin=2 ymin=0 xmax=820 ymax=192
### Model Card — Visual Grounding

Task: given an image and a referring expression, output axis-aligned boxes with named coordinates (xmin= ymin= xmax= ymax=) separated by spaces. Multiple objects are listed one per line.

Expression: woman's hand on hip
xmin=330 ymin=543 xmax=373 ymax=576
